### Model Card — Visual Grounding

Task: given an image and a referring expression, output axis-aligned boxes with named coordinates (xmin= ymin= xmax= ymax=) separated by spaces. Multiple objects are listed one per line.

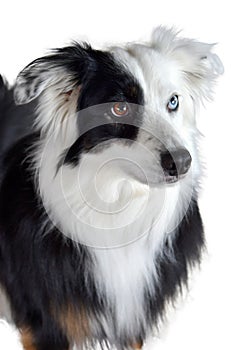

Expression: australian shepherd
xmin=0 ymin=27 xmax=223 ymax=350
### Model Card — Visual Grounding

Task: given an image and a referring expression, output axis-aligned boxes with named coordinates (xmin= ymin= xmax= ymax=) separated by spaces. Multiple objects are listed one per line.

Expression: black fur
xmin=64 ymin=46 xmax=144 ymax=166
xmin=0 ymin=76 xmax=36 ymax=156
xmin=0 ymin=42 xmax=205 ymax=350
xmin=0 ymin=130 xmax=204 ymax=349
xmin=0 ymin=133 xmax=105 ymax=349
xmin=146 ymin=199 xmax=205 ymax=326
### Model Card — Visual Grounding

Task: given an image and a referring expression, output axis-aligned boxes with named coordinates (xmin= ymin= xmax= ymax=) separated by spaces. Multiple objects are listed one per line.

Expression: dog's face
xmin=14 ymin=28 xmax=223 ymax=247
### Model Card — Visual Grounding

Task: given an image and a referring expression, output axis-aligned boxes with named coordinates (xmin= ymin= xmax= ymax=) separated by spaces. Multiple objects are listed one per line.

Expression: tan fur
xmin=20 ymin=328 xmax=37 ymax=350
xmin=57 ymin=304 xmax=90 ymax=346
xmin=131 ymin=340 xmax=143 ymax=349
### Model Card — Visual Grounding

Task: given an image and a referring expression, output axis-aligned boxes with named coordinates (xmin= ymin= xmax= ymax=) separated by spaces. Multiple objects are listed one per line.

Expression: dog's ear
xmin=14 ymin=43 xmax=92 ymax=105
xmin=176 ymin=42 xmax=224 ymax=101
xmin=151 ymin=27 xmax=224 ymax=101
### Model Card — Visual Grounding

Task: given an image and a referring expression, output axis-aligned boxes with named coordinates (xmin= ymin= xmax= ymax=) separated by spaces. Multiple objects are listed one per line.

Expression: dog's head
xmin=14 ymin=27 xmax=223 ymax=247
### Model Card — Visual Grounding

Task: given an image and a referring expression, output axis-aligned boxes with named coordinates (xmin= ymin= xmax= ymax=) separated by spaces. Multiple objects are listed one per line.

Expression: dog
xmin=0 ymin=27 xmax=223 ymax=350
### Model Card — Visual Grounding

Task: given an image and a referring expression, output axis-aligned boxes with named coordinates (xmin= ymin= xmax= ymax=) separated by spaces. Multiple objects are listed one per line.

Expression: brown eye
xmin=111 ymin=102 xmax=129 ymax=117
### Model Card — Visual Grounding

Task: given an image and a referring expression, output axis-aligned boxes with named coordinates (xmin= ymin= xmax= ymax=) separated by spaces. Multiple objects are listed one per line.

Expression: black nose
xmin=160 ymin=149 xmax=192 ymax=177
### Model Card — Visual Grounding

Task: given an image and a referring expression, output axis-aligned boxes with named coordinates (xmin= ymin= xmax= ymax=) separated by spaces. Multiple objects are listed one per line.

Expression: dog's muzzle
xmin=160 ymin=148 xmax=192 ymax=183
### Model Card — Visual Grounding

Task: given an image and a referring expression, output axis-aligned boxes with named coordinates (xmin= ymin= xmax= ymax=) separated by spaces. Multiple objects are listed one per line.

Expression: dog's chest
xmin=91 ymin=239 xmax=158 ymax=339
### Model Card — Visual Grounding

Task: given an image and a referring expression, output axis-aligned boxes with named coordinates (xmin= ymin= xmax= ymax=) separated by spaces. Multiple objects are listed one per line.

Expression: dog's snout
xmin=160 ymin=149 xmax=192 ymax=177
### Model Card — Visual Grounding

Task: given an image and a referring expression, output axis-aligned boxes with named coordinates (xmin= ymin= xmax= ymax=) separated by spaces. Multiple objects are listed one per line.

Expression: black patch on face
xmin=15 ymin=43 xmax=144 ymax=167
xmin=62 ymin=48 xmax=144 ymax=166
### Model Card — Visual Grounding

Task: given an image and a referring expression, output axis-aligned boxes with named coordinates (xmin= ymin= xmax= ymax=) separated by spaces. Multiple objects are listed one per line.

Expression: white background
xmin=0 ymin=0 xmax=232 ymax=349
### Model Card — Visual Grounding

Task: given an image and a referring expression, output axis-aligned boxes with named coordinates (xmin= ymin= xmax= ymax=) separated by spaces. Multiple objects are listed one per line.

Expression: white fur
xmin=13 ymin=27 xmax=223 ymax=344
xmin=0 ymin=320 xmax=23 ymax=350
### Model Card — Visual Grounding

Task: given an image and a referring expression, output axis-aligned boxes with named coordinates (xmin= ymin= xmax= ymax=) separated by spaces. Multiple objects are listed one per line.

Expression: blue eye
xmin=167 ymin=95 xmax=179 ymax=112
